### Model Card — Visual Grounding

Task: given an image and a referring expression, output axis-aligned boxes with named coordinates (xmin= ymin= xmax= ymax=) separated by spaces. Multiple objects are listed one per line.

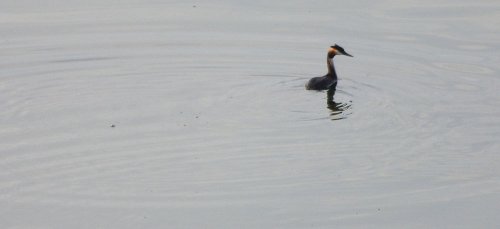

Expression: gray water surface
xmin=1 ymin=0 xmax=500 ymax=228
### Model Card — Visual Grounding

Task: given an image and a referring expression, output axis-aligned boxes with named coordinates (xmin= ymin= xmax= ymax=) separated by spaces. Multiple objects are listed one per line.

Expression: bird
xmin=305 ymin=44 xmax=353 ymax=92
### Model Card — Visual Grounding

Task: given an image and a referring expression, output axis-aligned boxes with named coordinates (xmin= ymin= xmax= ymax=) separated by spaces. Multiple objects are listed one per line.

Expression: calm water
xmin=1 ymin=0 xmax=500 ymax=228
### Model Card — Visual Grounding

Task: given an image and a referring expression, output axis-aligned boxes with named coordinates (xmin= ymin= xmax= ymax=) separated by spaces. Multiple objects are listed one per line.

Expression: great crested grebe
xmin=305 ymin=44 xmax=353 ymax=92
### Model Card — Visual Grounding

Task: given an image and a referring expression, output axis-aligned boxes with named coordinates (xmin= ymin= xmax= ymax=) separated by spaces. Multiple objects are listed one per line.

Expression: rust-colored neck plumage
xmin=327 ymin=48 xmax=337 ymax=78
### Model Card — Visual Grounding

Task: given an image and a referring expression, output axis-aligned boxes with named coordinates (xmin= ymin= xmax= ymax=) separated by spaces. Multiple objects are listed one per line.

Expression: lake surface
xmin=1 ymin=0 xmax=500 ymax=228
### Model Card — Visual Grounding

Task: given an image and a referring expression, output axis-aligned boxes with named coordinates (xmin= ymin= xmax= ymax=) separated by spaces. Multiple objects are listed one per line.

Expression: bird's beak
xmin=342 ymin=51 xmax=353 ymax=57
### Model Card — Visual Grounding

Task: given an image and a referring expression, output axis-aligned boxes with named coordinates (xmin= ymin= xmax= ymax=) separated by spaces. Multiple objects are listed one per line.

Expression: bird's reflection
xmin=327 ymin=86 xmax=352 ymax=120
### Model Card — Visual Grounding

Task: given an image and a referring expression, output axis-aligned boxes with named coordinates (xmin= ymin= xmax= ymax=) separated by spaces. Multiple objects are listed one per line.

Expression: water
xmin=1 ymin=0 xmax=500 ymax=228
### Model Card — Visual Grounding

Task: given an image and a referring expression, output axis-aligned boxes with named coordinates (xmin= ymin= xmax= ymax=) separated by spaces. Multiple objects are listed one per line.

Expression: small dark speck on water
xmin=110 ymin=124 xmax=115 ymax=128
xmin=193 ymin=5 xmax=196 ymax=8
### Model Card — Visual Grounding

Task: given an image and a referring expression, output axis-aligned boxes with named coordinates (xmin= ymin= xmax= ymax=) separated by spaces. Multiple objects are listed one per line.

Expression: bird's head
xmin=328 ymin=44 xmax=353 ymax=58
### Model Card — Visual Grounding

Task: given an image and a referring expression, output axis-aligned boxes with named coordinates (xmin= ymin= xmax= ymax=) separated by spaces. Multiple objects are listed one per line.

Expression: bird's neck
xmin=327 ymin=56 xmax=337 ymax=78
